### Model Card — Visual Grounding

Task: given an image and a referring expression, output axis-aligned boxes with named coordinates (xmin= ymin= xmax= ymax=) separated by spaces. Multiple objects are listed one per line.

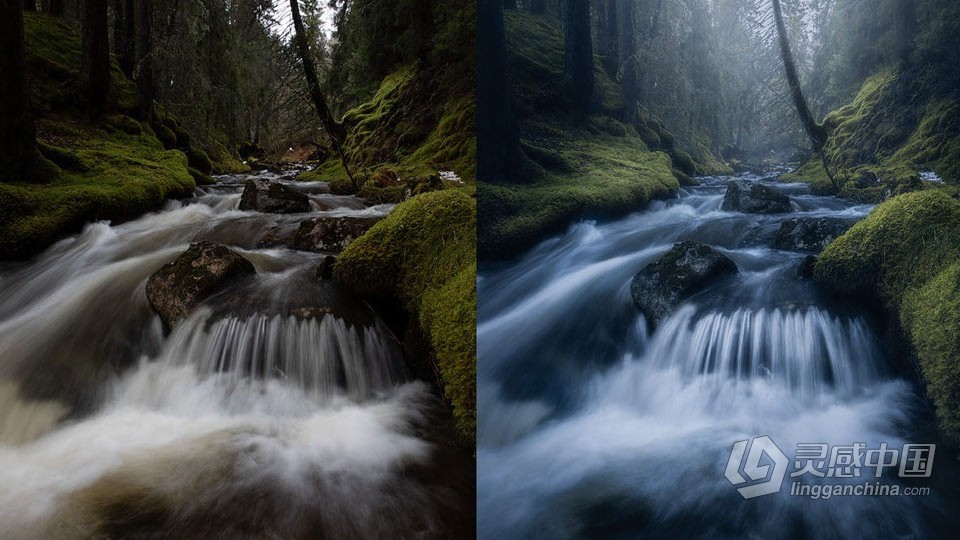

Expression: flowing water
xmin=477 ymin=173 xmax=960 ymax=539
xmin=0 ymin=170 xmax=472 ymax=539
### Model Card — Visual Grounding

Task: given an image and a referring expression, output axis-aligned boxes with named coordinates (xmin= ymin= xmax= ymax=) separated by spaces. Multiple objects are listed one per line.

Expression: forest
xmin=0 ymin=0 xmax=475 ymax=538
xmin=477 ymin=0 xmax=960 ymax=538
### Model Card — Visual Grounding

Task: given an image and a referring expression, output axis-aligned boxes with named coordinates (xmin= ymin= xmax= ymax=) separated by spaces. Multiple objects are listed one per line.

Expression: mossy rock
xmin=188 ymin=167 xmax=215 ymax=186
xmin=671 ymin=149 xmax=697 ymax=175
xmin=334 ymin=190 xmax=476 ymax=444
xmin=186 ymin=148 xmax=213 ymax=175
xmin=153 ymin=123 xmax=177 ymax=150
xmin=38 ymin=142 xmax=88 ymax=172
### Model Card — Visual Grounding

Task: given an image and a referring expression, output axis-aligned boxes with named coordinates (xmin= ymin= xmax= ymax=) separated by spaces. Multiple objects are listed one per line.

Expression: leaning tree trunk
xmin=479 ymin=0 xmax=523 ymax=183
xmin=563 ymin=0 xmax=594 ymax=119
xmin=771 ymin=0 xmax=836 ymax=188
xmin=289 ymin=0 xmax=355 ymax=187
xmin=0 ymin=0 xmax=51 ymax=183
xmin=618 ymin=0 xmax=637 ymax=124
xmin=136 ymin=0 xmax=154 ymax=116
xmin=81 ymin=0 xmax=111 ymax=121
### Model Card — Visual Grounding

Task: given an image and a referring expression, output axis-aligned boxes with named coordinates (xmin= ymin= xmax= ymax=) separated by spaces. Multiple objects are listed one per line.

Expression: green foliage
xmin=816 ymin=189 xmax=960 ymax=446
xmin=333 ymin=190 xmax=477 ymax=443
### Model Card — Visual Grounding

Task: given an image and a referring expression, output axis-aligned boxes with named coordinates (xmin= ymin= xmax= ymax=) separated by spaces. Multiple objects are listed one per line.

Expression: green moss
xmin=186 ymin=148 xmax=213 ymax=175
xmin=816 ymin=190 xmax=960 ymax=446
xmin=188 ymin=167 xmax=215 ymax=186
xmin=1 ymin=121 xmax=195 ymax=259
xmin=479 ymin=133 xmax=678 ymax=259
xmin=334 ymin=190 xmax=476 ymax=443
xmin=902 ymin=262 xmax=960 ymax=445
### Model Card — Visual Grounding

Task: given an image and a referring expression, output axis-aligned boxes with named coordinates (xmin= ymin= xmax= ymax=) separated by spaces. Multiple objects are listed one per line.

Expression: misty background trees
xmin=498 ymin=0 xmax=958 ymax=166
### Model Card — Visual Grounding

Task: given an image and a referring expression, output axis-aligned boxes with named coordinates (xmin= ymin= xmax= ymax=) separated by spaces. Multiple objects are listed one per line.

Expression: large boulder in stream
xmin=238 ymin=178 xmax=310 ymax=213
xmin=630 ymin=241 xmax=738 ymax=327
xmin=145 ymin=241 xmax=256 ymax=327
xmin=722 ymin=181 xmax=792 ymax=214
xmin=774 ymin=217 xmax=858 ymax=253
xmin=292 ymin=217 xmax=381 ymax=253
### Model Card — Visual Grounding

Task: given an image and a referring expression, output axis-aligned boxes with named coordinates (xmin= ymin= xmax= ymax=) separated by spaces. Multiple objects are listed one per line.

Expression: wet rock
xmin=292 ymin=217 xmax=381 ymax=253
xmin=630 ymin=241 xmax=738 ymax=327
xmin=238 ymin=179 xmax=310 ymax=214
xmin=145 ymin=241 xmax=256 ymax=327
xmin=255 ymin=223 xmax=299 ymax=248
xmin=722 ymin=181 xmax=792 ymax=214
xmin=316 ymin=255 xmax=337 ymax=280
xmin=796 ymin=255 xmax=817 ymax=279
xmin=774 ymin=217 xmax=858 ymax=253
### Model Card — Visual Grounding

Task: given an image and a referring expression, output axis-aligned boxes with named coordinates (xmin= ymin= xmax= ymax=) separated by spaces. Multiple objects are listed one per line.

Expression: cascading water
xmin=477 ymin=173 xmax=960 ymax=539
xmin=0 ymin=170 xmax=472 ymax=539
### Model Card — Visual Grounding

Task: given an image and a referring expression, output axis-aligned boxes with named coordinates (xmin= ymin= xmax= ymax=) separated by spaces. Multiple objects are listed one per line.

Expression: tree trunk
xmin=600 ymin=0 xmax=618 ymax=79
xmin=563 ymin=0 xmax=593 ymax=118
xmin=529 ymin=0 xmax=546 ymax=14
xmin=136 ymin=0 xmax=153 ymax=116
xmin=289 ymin=0 xmax=354 ymax=187
xmin=771 ymin=0 xmax=826 ymax=149
xmin=618 ymin=0 xmax=637 ymax=123
xmin=49 ymin=0 xmax=65 ymax=16
xmin=24 ymin=0 xmax=37 ymax=11
xmin=479 ymin=0 xmax=523 ymax=183
xmin=503 ymin=0 xmax=517 ymax=9
xmin=771 ymin=0 xmax=835 ymax=188
xmin=0 ymin=0 xmax=53 ymax=183
xmin=81 ymin=0 xmax=111 ymax=121
xmin=112 ymin=0 xmax=136 ymax=77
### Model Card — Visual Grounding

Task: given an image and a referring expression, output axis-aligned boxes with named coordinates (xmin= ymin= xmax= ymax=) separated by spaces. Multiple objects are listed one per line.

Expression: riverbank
xmin=0 ymin=13 xmax=248 ymax=261
xmin=478 ymin=11 xmax=732 ymax=261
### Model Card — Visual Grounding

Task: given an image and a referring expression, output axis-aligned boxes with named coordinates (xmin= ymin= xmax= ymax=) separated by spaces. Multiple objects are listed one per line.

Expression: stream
xmin=0 ymin=170 xmax=472 ymax=539
xmin=477 ymin=172 xmax=960 ymax=539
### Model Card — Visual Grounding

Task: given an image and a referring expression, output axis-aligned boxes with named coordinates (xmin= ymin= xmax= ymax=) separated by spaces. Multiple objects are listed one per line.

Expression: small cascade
xmin=646 ymin=305 xmax=882 ymax=398
xmin=158 ymin=310 xmax=405 ymax=400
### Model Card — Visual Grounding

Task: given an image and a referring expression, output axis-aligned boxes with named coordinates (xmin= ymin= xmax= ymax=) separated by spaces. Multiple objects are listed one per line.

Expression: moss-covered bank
xmin=783 ymin=67 xmax=960 ymax=197
xmin=478 ymin=11 xmax=727 ymax=261
xmin=815 ymin=189 xmax=960 ymax=446
xmin=299 ymin=63 xmax=476 ymax=201
xmin=334 ymin=190 xmax=477 ymax=444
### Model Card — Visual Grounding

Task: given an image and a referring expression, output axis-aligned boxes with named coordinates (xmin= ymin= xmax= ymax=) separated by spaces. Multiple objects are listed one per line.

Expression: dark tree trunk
xmin=0 ymin=0 xmax=53 ymax=183
xmin=503 ymin=0 xmax=517 ymax=9
xmin=136 ymin=0 xmax=153 ymax=116
xmin=600 ymin=0 xmax=618 ymax=79
xmin=618 ymin=0 xmax=637 ymax=123
xmin=771 ymin=0 xmax=835 ymax=188
xmin=49 ymin=0 xmax=65 ymax=16
xmin=563 ymin=0 xmax=594 ymax=118
xmin=24 ymin=0 xmax=37 ymax=12
xmin=289 ymin=0 xmax=354 ymax=186
xmin=81 ymin=0 xmax=111 ymax=120
xmin=112 ymin=0 xmax=136 ymax=77
xmin=529 ymin=0 xmax=546 ymax=14
xmin=479 ymin=0 xmax=522 ymax=183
